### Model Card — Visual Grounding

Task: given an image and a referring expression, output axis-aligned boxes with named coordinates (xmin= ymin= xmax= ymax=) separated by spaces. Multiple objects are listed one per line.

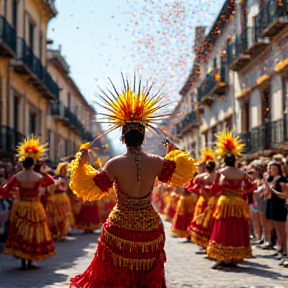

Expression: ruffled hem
xmin=191 ymin=231 xmax=209 ymax=248
xmin=4 ymin=247 xmax=56 ymax=261
xmin=171 ymin=227 xmax=189 ymax=238
xmin=207 ymin=241 xmax=252 ymax=260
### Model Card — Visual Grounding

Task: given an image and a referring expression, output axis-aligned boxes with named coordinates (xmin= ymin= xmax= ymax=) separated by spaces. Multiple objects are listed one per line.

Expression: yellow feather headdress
xmin=96 ymin=73 xmax=171 ymax=135
xmin=200 ymin=147 xmax=216 ymax=163
xmin=16 ymin=135 xmax=48 ymax=162
xmin=215 ymin=130 xmax=245 ymax=158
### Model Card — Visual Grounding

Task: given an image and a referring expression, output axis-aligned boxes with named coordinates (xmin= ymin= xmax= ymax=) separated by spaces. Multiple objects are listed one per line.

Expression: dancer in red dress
xmin=68 ymin=75 xmax=197 ymax=288
xmin=0 ymin=136 xmax=56 ymax=270
xmin=188 ymin=148 xmax=217 ymax=248
xmin=206 ymin=131 xmax=256 ymax=268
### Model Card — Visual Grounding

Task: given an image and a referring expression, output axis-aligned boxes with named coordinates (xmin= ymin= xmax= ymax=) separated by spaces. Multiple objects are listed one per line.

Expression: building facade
xmin=0 ymin=0 xmax=113 ymax=163
xmin=172 ymin=0 xmax=288 ymax=160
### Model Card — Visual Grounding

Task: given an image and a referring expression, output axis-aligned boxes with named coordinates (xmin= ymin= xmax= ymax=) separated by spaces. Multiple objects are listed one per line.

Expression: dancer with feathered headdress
xmin=187 ymin=147 xmax=217 ymax=248
xmin=68 ymin=74 xmax=197 ymax=288
xmin=0 ymin=136 xmax=56 ymax=270
xmin=206 ymin=131 xmax=256 ymax=269
xmin=45 ymin=161 xmax=73 ymax=240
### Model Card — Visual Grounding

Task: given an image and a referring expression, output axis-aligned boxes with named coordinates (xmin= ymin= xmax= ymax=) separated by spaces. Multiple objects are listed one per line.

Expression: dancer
xmin=188 ymin=148 xmax=217 ymax=248
xmin=206 ymin=131 xmax=255 ymax=268
xmin=0 ymin=136 xmax=56 ymax=270
xmin=45 ymin=162 xmax=73 ymax=240
xmin=68 ymin=75 xmax=197 ymax=288
xmin=171 ymin=186 xmax=198 ymax=239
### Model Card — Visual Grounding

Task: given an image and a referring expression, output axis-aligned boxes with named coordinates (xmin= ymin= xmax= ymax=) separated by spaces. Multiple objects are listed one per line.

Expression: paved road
xmin=0 ymin=219 xmax=288 ymax=288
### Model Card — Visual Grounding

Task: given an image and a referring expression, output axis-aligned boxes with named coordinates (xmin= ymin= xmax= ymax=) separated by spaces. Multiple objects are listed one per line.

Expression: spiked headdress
xmin=96 ymin=74 xmax=171 ymax=137
xmin=16 ymin=135 xmax=48 ymax=162
xmin=215 ymin=130 xmax=245 ymax=158
xmin=200 ymin=147 xmax=216 ymax=163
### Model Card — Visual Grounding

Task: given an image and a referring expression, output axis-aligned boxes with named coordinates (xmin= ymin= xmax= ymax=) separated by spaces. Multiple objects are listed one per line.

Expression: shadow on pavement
xmin=0 ymin=230 xmax=101 ymax=288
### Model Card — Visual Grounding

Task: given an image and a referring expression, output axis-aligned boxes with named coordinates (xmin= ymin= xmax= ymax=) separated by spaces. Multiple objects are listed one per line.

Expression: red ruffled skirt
xmin=70 ymin=191 xmax=167 ymax=288
xmin=188 ymin=195 xmax=218 ymax=248
xmin=5 ymin=198 xmax=56 ymax=261
xmin=74 ymin=201 xmax=101 ymax=231
xmin=45 ymin=192 xmax=73 ymax=240
xmin=171 ymin=193 xmax=198 ymax=238
xmin=207 ymin=193 xmax=252 ymax=260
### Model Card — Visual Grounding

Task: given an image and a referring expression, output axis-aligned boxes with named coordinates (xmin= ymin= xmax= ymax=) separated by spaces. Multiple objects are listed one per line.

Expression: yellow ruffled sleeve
xmin=158 ymin=150 xmax=198 ymax=187
xmin=68 ymin=151 xmax=112 ymax=202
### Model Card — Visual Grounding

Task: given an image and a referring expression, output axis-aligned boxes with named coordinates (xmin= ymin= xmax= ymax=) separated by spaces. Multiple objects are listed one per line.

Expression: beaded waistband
xmin=222 ymin=189 xmax=242 ymax=197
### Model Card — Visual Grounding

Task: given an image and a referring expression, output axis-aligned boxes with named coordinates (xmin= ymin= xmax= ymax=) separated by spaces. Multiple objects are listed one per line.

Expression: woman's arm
xmin=270 ymin=187 xmax=288 ymax=199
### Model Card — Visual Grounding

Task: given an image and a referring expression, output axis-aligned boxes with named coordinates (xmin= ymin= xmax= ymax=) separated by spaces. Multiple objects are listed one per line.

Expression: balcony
xmin=51 ymin=101 xmax=69 ymax=123
xmin=175 ymin=110 xmax=199 ymax=135
xmin=197 ymin=66 xmax=228 ymax=105
xmin=258 ymin=0 xmax=288 ymax=38
xmin=0 ymin=126 xmax=25 ymax=155
xmin=243 ymin=26 xmax=270 ymax=57
xmin=13 ymin=38 xmax=59 ymax=101
xmin=227 ymin=35 xmax=250 ymax=71
xmin=0 ymin=16 xmax=16 ymax=57
xmin=239 ymin=114 xmax=288 ymax=154
xmin=66 ymin=109 xmax=85 ymax=134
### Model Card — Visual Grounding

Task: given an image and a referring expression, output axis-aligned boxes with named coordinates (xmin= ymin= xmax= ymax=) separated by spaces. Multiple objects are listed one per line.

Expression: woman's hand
xmin=79 ymin=149 xmax=89 ymax=166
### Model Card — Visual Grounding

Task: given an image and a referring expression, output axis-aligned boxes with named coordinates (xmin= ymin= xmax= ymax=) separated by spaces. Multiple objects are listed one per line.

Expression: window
xmin=283 ymin=78 xmax=288 ymax=114
xmin=39 ymin=32 xmax=43 ymax=61
xmin=28 ymin=20 xmax=34 ymax=52
xmin=29 ymin=111 xmax=37 ymax=135
xmin=65 ymin=139 xmax=68 ymax=156
xmin=211 ymin=126 xmax=217 ymax=146
xmin=68 ymin=92 xmax=71 ymax=109
xmin=12 ymin=0 xmax=18 ymax=31
xmin=14 ymin=96 xmax=19 ymax=132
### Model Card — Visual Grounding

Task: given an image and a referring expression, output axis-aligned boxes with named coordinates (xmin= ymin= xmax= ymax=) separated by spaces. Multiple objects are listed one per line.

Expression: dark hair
xmin=33 ymin=160 xmax=42 ymax=172
xmin=268 ymin=161 xmax=283 ymax=176
xmin=22 ymin=157 xmax=35 ymax=169
xmin=206 ymin=160 xmax=216 ymax=172
xmin=224 ymin=153 xmax=236 ymax=167
xmin=124 ymin=129 xmax=145 ymax=147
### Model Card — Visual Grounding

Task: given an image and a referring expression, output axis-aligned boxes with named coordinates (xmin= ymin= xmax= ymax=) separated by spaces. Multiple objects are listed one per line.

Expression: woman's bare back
xmin=219 ymin=166 xmax=245 ymax=182
xmin=105 ymin=152 xmax=164 ymax=198
xmin=15 ymin=170 xmax=43 ymax=190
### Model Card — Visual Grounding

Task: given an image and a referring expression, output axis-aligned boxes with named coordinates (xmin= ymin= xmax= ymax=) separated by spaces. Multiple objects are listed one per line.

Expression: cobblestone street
xmin=0 ymin=219 xmax=288 ymax=288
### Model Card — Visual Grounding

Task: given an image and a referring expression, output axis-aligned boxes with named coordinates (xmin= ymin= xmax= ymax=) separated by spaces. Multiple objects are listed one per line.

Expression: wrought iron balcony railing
xmin=16 ymin=38 xmax=59 ymax=100
xmin=0 ymin=126 xmax=25 ymax=154
xmin=0 ymin=16 xmax=16 ymax=56
xmin=258 ymin=0 xmax=288 ymax=37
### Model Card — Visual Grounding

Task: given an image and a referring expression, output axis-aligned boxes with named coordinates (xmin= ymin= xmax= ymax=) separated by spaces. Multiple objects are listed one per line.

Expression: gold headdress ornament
xmin=94 ymin=73 xmax=171 ymax=139
xmin=200 ymin=147 xmax=216 ymax=163
xmin=16 ymin=135 xmax=48 ymax=162
xmin=215 ymin=130 xmax=245 ymax=158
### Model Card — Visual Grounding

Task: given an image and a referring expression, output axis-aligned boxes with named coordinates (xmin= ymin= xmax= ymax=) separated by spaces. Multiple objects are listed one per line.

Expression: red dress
xmin=74 ymin=200 xmax=101 ymax=231
xmin=206 ymin=172 xmax=255 ymax=260
xmin=187 ymin=176 xmax=219 ymax=248
xmin=70 ymin=182 xmax=166 ymax=288
xmin=171 ymin=190 xmax=198 ymax=238
xmin=0 ymin=177 xmax=56 ymax=261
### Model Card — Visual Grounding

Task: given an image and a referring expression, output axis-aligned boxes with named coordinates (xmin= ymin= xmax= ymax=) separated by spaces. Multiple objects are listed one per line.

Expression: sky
xmin=47 ymin=0 xmax=225 ymax=154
